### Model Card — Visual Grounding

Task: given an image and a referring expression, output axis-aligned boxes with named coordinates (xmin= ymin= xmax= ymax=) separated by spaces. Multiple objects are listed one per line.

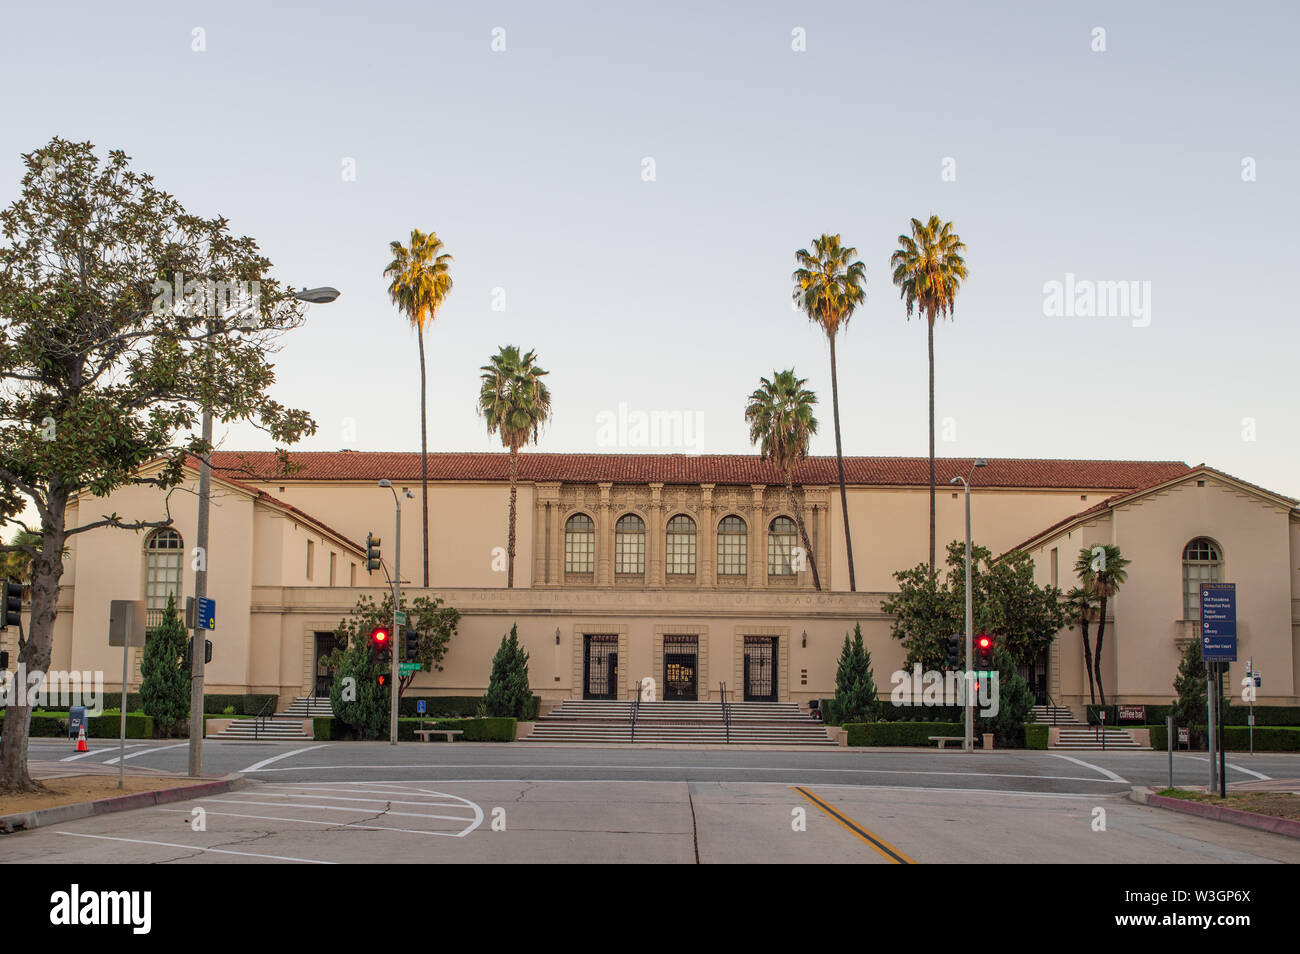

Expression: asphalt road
xmin=6 ymin=740 xmax=1299 ymax=864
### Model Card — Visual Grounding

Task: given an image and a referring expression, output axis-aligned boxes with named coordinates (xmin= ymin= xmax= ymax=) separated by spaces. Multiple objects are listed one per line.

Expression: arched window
xmin=615 ymin=514 xmax=646 ymax=575
xmin=666 ymin=514 xmax=696 ymax=576
xmin=717 ymin=515 xmax=747 ymax=577
xmin=144 ymin=528 xmax=183 ymax=611
xmin=565 ymin=513 xmax=595 ymax=574
xmin=1183 ymin=537 xmax=1222 ymax=619
xmin=768 ymin=516 xmax=798 ymax=576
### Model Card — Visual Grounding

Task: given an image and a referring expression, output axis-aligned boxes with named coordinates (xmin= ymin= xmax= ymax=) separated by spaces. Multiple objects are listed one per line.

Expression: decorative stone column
xmin=749 ymin=484 xmax=767 ymax=585
xmin=597 ymin=482 xmax=613 ymax=587
xmin=534 ymin=482 xmax=560 ymax=586
xmin=700 ymin=483 xmax=715 ymax=587
xmin=648 ymin=483 xmax=664 ymax=588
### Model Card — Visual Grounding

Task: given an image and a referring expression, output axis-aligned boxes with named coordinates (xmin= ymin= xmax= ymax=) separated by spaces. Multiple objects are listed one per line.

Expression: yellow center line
xmin=794 ymin=786 xmax=917 ymax=864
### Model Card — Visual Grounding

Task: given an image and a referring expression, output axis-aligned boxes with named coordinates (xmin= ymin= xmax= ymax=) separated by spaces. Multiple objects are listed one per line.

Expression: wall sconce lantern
xmin=802 ymin=630 xmax=808 ymax=649
xmin=555 ymin=628 xmax=561 ymax=646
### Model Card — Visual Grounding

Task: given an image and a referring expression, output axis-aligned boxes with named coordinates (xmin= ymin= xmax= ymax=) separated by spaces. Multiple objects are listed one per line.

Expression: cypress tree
xmin=139 ymin=594 xmax=190 ymax=737
xmin=485 ymin=623 xmax=532 ymax=719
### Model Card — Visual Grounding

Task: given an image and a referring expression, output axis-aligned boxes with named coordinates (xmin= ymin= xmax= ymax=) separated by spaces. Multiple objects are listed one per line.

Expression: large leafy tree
xmin=384 ymin=229 xmax=453 ymax=588
xmin=744 ymin=369 xmax=821 ymax=590
xmin=792 ymin=234 xmax=866 ymax=591
xmin=477 ymin=346 xmax=551 ymax=588
xmin=889 ymin=216 xmax=968 ymax=576
xmin=0 ymin=139 xmax=315 ymax=792
xmin=326 ymin=591 xmax=460 ymax=697
xmin=883 ymin=540 xmax=1066 ymax=672
xmin=1073 ymin=544 xmax=1130 ymax=708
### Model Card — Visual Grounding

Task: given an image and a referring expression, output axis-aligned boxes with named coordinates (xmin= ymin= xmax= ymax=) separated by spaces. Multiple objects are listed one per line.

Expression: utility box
xmin=68 ymin=705 xmax=88 ymax=738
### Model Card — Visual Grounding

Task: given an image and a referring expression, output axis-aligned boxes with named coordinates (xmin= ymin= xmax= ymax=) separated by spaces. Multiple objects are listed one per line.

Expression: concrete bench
xmin=414 ymin=729 xmax=464 ymax=743
xmin=928 ymin=736 xmax=963 ymax=749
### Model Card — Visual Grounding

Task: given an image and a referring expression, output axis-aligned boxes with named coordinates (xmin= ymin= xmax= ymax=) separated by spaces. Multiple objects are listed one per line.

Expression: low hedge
xmin=845 ymin=721 xmax=965 ymax=747
xmin=398 ymin=695 xmax=540 ymax=720
xmin=1150 ymin=724 xmax=1300 ymax=752
xmin=316 ymin=716 xmax=518 ymax=742
xmin=1089 ymin=704 xmax=1300 ymax=727
xmin=203 ymin=694 xmax=278 ymax=716
xmin=1 ymin=712 xmax=154 ymax=739
xmin=1025 ymin=724 xmax=1049 ymax=750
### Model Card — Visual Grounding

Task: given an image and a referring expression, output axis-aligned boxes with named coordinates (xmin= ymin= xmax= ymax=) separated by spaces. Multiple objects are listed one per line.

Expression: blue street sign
xmin=416 ymin=700 xmax=427 ymax=715
xmin=1200 ymin=582 xmax=1236 ymax=661
xmin=197 ymin=596 xmax=216 ymax=631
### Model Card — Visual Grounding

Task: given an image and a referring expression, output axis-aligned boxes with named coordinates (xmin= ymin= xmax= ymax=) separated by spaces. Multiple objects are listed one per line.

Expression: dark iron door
xmin=314 ymin=633 xmax=336 ymax=697
xmin=1022 ymin=649 xmax=1049 ymax=706
xmin=743 ymin=636 xmax=777 ymax=701
xmin=663 ymin=634 xmax=698 ymax=701
xmin=584 ymin=634 xmax=619 ymax=699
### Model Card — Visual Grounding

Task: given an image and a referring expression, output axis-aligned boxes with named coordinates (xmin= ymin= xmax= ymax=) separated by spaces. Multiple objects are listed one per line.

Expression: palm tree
xmin=744 ymin=369 xmax=822 ymax=591
xmin=385 ymin=229 xmax=453 ymax=587
xmin=1074 ymin=545 xmax=1130 ymax=708
xmin=1063 ymin=586 xmax=1100 ymax=705
xmin=478 ymin=346 xmax=552 ymax=588
xmin=793 ymin=234 xmax=866 ymax=591
xmin=890 ymin=215 xmax=968 ymax=577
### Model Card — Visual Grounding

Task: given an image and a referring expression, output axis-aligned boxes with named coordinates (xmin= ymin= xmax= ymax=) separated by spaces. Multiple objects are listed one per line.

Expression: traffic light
xmin=365 ymin=533 xmax=382 ymax=573
xmin=376 ymin=672 xmax=389 ymax=689
xmin=370 ymin=625 xmax=391 ymax=665
xmin=945 ymin=634 xmax=961 ymax=670
xmin=1 ymin=579 xmax=21 ymax=629
xmin=185 ymin=638 xmax=213 ymax=665
xmin=403 ymin=627 xmax=419 ymax=664
xmin=975 ymin=634 xmax=994 ymax=670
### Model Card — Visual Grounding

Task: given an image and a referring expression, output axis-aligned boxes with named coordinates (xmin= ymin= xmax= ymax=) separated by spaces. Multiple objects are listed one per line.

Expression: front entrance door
xmin=663 ymin=634 xmax=698 ymax=701
xmin=314 ymin=633 xmax=336 ymax=698
xmin=743 ymin=636 xmax=778 ymax=701
xmin=1022 ymin=648 xmax=1049 ymax=706
xmin=584 ymin=634 xmax=619 ymax=700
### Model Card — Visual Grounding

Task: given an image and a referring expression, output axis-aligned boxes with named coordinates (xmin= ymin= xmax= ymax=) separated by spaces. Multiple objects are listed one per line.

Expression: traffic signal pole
xmin=390 ymin=491 xmax=401 ymax=746
xmin=963 ymin=480 xmax=973 ymax=752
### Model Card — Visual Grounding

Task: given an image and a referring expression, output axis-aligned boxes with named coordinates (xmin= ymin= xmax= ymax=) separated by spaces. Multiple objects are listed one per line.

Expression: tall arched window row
xmin=565 ymin=513 xmax=595 ymax=574
xmin=144 ymin=528 xmax=184 ymax=611
xmin=615 ymin=514 xmax=646 ymax=575
xmin=666 ymin=514 xmax=696 ymax=575
xmin=717 ymin=515 xmax=747 ymax=576
xmin=768 ymin=516 xmax=798 ymax=576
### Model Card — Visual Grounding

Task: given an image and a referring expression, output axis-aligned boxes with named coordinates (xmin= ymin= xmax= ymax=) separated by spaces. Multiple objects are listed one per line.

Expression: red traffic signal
xmin=370 ymin=626 xmax=392 ymax=665
xmin=371 ymin=626 xmax=390 ymax=645
xmin=975 ymin=634 xmax=994 ymax=669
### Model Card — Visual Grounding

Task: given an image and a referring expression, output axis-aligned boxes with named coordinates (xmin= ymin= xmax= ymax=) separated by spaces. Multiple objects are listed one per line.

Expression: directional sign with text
xmin=196 ymin=596 xmax=216 ymax=630
xmin=1200 ymin=582 xmax=1236 ymax=661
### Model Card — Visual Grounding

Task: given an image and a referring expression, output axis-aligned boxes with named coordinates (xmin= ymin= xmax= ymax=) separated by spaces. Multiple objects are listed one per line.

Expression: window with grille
xmin=666 ymin=514 xmax=696 ymax=575
xmin=717 ymin=515 xmax=747 ymax=576
xmin=565 ymin=513 xmax=595 ymax=574
xmin=768 ymin=516 xmax=798 ymax=576
xmin=144 ymin=528 xmax=183 ymax=611
xmin=1183 ymin=538 xmax=1222 ymax=620
xmin=615 ymin=514 xmax=645 ymax=575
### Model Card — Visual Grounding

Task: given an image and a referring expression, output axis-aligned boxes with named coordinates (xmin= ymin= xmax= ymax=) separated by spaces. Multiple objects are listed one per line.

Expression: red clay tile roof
xmin=180 ymin=456 xmax=366 ymax=554
xmin=207 ymin=451 xmax=1191 ymax=491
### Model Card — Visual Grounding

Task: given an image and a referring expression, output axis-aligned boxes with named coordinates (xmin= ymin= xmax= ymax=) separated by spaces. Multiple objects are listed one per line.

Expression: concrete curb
xmin=0 ymin=773 xmax=245 ymax=834
xmin=1131 ymin=785 xmax=1300 ymax=839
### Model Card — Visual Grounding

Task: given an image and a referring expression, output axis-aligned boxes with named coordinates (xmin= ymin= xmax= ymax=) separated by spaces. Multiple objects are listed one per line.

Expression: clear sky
xmin=3 ymin=1 xmax=1297 ymax=495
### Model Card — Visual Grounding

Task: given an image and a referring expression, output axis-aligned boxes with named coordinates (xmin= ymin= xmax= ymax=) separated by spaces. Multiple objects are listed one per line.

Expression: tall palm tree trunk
xmin=828 ymin=335 xmax=855 ymax=591
xmin=784 ymin=476 xmax=821 ymax=591
xmin=506 ymin=447 xmax=518 ymax=588
xmin=1094 ymin=598 xmax=1108 ymax=707
xmin=1080 ymin=619 xmax=1096 ymax=706
xmin=418 ymin=324 xmax=429 ymax=588
xmin=927 ymin=316 xmax=936 ymax=577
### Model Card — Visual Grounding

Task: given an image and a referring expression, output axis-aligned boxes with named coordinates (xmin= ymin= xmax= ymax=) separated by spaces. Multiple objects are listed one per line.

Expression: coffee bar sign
xmin=1117 ymin=704 xmax=1146 ymax=722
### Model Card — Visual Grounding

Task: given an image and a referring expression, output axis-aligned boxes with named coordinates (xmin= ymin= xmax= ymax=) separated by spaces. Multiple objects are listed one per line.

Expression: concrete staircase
xmin=1033 ymin=704 xmax=1147 ymax=750
xmin=213 ymin=696 xmax=327 ymax=740
xmin=526 ymin=699 xmax=836 ymax=745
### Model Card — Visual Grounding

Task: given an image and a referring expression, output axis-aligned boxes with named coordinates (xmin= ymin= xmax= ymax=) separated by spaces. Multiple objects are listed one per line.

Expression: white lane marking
xmin=200 ymin=797 xmax=476 ymax=823
xmin=241 ymin=744 xmax=329 ymax=773
xmin=244 ymin=763 xmax=1129 ymax=784
xmin=102 ymin=742 xmax=187 ymax=765
xmin=1178 ymin=755 xmax=1272 ymax=781
xmin=225 ymin=790 xmax=470 ymax=809
xmin=1049 ymin=754 xmax=1128 ymax=784
xmin=58 ymin=744 xmax=147 ymax=762
xmin=55 ymin=831 xmax=334 ymax=864
xmin=157 ymin=807 xmax=482 ymax=838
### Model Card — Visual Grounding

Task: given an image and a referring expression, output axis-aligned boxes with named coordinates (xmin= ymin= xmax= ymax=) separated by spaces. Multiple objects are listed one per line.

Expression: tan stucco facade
xmin=18 ymin=455 xmax=1300 ymax=713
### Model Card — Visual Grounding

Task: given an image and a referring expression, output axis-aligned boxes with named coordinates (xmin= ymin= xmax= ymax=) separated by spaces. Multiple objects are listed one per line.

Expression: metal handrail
xmin=719 ymin=682 xmax=730 ymax=744
xmin=252 ymin=696 xmax=275 ymax=740
xmin=1044 ymin=692 xmax=1059 ymax=726
xmin=629 ymin=690 xmax=639 ymax=743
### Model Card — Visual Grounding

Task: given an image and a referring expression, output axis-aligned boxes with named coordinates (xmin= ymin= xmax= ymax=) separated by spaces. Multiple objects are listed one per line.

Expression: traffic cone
xmin=75 ymin=722 xmax=88 ymax=752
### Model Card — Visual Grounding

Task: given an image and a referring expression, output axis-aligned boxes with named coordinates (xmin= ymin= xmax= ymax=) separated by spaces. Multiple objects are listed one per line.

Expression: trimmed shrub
xmin=396 ymin=716 xmax=516 ymax=742
xmin=485 ymin=624 xmax=532 ymax=720
xmin=1025 ymin=724 xmax=1049 ymax=749
xmin=845 ymin=721 xmax=964 ymax=747
xmin=139 ymin=594 xmax=190 ymax=736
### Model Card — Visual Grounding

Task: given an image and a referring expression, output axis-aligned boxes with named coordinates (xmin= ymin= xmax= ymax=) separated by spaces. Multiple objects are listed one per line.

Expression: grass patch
xmin=1156 ymin=788 xmax=1300 ymax=822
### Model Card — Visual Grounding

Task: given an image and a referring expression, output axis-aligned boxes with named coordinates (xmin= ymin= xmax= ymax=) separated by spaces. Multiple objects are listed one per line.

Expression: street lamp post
xmin=950 ymin=458 xmax=987 ymax=753
xmin=188 ymin=286 xmax=339 ymax=778
xmin=379 ymin=479 xmax=413 ymax=746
